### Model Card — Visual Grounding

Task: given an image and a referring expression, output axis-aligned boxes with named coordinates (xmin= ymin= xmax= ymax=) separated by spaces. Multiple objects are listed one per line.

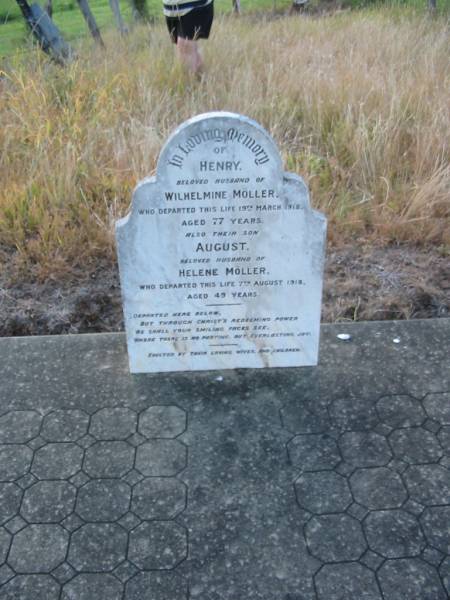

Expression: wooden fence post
xmin=76 ymin=0 xmax=105 ymax=47
xmin=15 ymin=0 xmax=74 ymax=63
xmin=109 ymin=0 xmax=128 ymax=34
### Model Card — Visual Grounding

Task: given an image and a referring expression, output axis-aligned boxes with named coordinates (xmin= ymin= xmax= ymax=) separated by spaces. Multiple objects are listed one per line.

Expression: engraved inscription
xmin=116 ymin=112 xmax=327 ymax=373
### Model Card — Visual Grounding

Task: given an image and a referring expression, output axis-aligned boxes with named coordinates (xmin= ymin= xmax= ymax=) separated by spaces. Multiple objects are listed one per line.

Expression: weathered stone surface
xmin=52 ymin=562 xmax=76 ymax=585
xmin=339 ymin=432 xmax=391 ymax=468
xmin=420 ymin=506 xmax=450 ymax=554
xmin=131 ymin=477 xmax=187 ymax=520
xmin=125 ymin=572 xmax=188 ymax=600
xmin=8 ymin=524 xmax=68 ymax=572
xmin=329 ymin=397 xmax=379 ymax=432
xmin=350 ymin=467 xmax=407 ymax=509
xmin=364 ymin=509 xmax=426 ymax=558
xmin=295 ymin=471 xmax=352 ymax=513
xmin=90 ymin=408 xmax=137 ymax=440
xmin=423 ymin=392 xmax=450 ymax=425
xmin=128 ymin=521 xmax=188 ymax=570
xmin=4 ymin=515 xmax=27 ymax=534
xmin=84 ymin=441 xmax=135 ymax=478
xmin=139 ymin=405 xmax=187 ymax=439
xmin=0 ymin=319 xmax=449 ymax=599
xmin=404 ymin=464 xmax=450 ymax=505
xmin=41 ymin=410 xmax=89 ymax=442
xmin=315 ymin=563 xmax=382 ymax=600
xmin=0 ymin=484 xmax=22 ymax=525
xmin=280 ymin=401 xmax=330 ymax=435
xmin=438 ymin=426 xmax=450 ymax=454
xmin=135 ymin=440 xmax=187 ymax=476
xmin=1 ymin=575 xmax=60 ymax=600
xmin=32 ymin=443 xmax=83 ymax=479
xmin=116 ymin=112 xmax=326 ymax=373
xmin=76 ymin=479 xmax=131 ymax=522
xmin=378 ymin=558 xmax=446 ymax=600
xmin=68 ymin=523 xmax=127 ymax=571
xmin=0 ymin=445 xmax=33 ymax=481
xmin=0 ymin=411 xmax=42 ymax=443
xmin=389 ymin=427 xmax=442 ymax=464
xmin=305 ymin=514 xmax=367 ymax=562
xmin=61 ymin=573 xmax=123 ymax=600
xmin=113 ymin=560 xmax=139 ymax=583
xmin=21 ymin=481 xmax=76 ymax=523
xmin=439 ymin=557 xmax=450 ymax=596
xmin=377 ymin=395 xmax=426 ymax=428
xmin=287 ymin=433 xmax=340 ymax=471
xmin=0 ymin=529 xmax=11 ymax=564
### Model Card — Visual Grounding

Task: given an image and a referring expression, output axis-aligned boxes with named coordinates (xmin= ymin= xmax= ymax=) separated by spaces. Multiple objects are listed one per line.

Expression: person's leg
xmin=176 ymin=37 xmax=203 ymax=75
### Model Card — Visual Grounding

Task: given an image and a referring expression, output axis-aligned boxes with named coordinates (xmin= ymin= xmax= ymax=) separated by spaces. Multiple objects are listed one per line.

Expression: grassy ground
xmin=0 ymin=6 xmax=449 ymax=332
xmin=1 ymin=0 xmax=449 ymax=56
xmin=0 ymin=0 xmax=295 ymax=56
xmin=1 ymin=8 xmax=449 ymax=276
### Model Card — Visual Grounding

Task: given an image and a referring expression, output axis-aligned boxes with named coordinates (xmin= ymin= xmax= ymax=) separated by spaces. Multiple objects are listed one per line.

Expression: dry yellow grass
xmin=1 ymin=9 xmax=449 ymax=280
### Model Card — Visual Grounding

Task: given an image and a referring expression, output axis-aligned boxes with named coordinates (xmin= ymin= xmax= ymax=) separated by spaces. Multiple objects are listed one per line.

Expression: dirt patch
xmin=0 ymin=243 xmax=449 ymax=337
xmin=324 ymin=244 xmax=450 ymax=322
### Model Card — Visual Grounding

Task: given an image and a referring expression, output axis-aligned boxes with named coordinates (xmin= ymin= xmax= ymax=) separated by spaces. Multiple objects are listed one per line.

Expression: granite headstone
xmin=116 ymin=112 xmax=327 ymax=373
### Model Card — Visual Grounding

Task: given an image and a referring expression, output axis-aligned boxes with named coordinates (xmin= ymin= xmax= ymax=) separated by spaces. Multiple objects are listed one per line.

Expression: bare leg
xmin=176 ymin=37 xmax=203 ymax=75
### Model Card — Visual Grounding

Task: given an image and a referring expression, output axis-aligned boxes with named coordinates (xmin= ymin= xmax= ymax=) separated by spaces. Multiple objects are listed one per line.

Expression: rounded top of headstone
xmin=157 ymin=112 xmax=283 ymax=182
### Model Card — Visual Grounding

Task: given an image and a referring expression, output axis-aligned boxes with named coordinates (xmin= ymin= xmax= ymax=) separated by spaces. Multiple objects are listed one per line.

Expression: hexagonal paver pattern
xmin=68 ymin=523 xmax=127 ymax=571
xmin=129 ymin=521 xmax=188 ymax=570
xmin=420 ymin=506 xmax=450 ymax=554
xmin=378 ymin=558 xmax=446 ymax=599
xmin=131 ymin=477 xmax=187 ymax=520
xmin=8 ymin=525 xmax=69 ymax=573
xmin=295 ymin=471 xmax=352 ymax=514
xmin=139 ymin=406 xmax=187 ymax=439
xmin=1 ymin=575 xmax=60 ymax=600
xmin=404 ymin=465 xmax=450 ymax=505
xmin=0 ymin=483 xmax=22 ymax=525
xmin=423 ymin=392 xmax=450 ymax=425
xmin=377 ymin=395 xmax=426 ymax=427
xmin=287 ymin=434 xmax=340 ymax=471
xmin=84 ymin=442 xmax=135 ymax=478
xmin=389 ymin=427 xmax=442 ymax=464
xmin=41 ymin=410 xmax=89 ymax=442
xmin=0 ymin=445 xmax=33 ymax=481
xmin=125 ymin=572 xmax=188 ymax=600
xmin=32 ymin=443 xmax=83 ymax=479
xmin=305 ymin=514 xmax=367 ymax=562
xmin=136 ymin=440 xmax=187 ymax=477
xmin=364 ymin=510 xmax=426 ymax=558
xmin=76 ymin=479 xmax=131 ymax=522
xmin=61 ymin=573 xmax=123 ymax=600
xmin=0 ymin=411 xmax=42 ymax=443
xmin=0 ymin=529 xmax=11 ymax=564
xmin=329 ymin=397 xmax=379 ymax=432
xmin=315 ymin=563 xmax=382 ymax=600
xmin=339 ymin=432 xmax=391 ymax=468
xmin=90 ymin=408 xmax=137 ymax=440
xmin=21 ymin=481 xmax=76 ymax=523
xmin=350 ymin=467 xmax=407 ymax=509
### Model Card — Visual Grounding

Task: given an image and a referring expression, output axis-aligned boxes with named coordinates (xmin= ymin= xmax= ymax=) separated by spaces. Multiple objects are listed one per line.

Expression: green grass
xmin=0 ymin=0 xmax=295 ymax=56
xmin=1 ymin=8 xmax=448 ymax=277
xmin=2 ymin=0 xmax=448 ymax=57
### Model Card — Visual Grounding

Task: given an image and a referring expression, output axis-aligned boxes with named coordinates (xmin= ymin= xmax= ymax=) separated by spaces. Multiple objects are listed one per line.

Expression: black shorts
xmin=165 ymin=3 xmax=214 ymax=44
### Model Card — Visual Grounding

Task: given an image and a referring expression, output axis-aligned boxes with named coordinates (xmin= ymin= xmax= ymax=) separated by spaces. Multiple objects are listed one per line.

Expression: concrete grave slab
xmin=0 ymin=318 xmax=449 ymax=598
